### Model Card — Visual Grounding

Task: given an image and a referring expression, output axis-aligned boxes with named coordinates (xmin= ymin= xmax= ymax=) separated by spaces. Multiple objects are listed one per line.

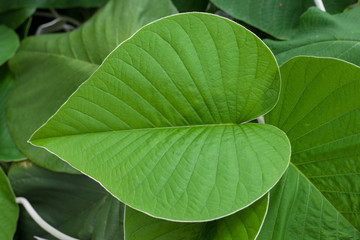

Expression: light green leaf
xmin=210 ymin=0 xmax=356 ymax=40
xmin=125 ymin=194 xmax=269 ymax=240
xmin=7 ymin=0 xmax=178 ymax=173
xmin=0 ymin=168 xmax=18 ymax=240
xmin=0 ymin=7 xmax=35 ymax=29
xmin=9 ymin=161 xmax=124 ymax=240
xmin=266 ymin=7 xmax=360 ymax=66
xmin=0 ymin=0 xmax=109 ymax=11
xmin=0 ymin=67 xmax=25 ymax=161
xmin=30 ymin=12 xmax=290 ymax=221
xmin=259 ymin=56 xmax=360 ymax=238
xmin=172 ymin=0 xmax=209 ymax=12
xmin=0 ymin=25 xmax=19 ymax=66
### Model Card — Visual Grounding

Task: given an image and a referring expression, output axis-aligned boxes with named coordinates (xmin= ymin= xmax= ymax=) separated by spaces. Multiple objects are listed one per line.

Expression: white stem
xmin=16 ymin=197 xmax=79 ymax=240
xmin=314 ymin=0 xmax=326 ymax=11
xmin=257 ymin=116 xmax=265 ymax=124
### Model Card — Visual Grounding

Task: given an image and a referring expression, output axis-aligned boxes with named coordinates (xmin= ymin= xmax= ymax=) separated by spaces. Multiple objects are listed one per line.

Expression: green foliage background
xmin=0 ymin=0 xmax=359 ymax=239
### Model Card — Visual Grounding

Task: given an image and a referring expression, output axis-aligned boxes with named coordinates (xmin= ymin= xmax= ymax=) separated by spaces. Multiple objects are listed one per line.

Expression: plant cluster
xmin=0 ymin=0 xmax=359 ymax=239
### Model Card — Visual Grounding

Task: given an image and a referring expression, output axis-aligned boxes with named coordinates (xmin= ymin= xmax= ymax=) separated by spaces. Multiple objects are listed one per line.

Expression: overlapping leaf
xmin=210 ymin=0 xmax=356 ymax=40
xmin=125 ymin=194 xmax=268 ymax=240
xmin=259 ymin=57 xmax=360 ymax=238
xmin=30 ymin=13 xmax=290 ymax=221
xmin=0 ymin=25 xmax=19 ymax=66
xmin=0 ymin=67 xmax=24 ymax=161
xmin=7 ymin=0 xmax=177 ymax=173
xmin=266 ymin=7 xmax=360 ymax=66
xmin=0 ymin=168 xmax=18 ymax=240
xmin=9 ymin=162 xmax=124 ymax=240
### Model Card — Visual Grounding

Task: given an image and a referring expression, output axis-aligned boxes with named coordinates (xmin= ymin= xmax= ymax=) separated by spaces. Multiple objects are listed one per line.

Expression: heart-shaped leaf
xmin=125 ymin=194 xmax=268 ymax=240
xmin=266 ymin=7 xmax=360 ymax=66
xmin=7 ymin=0 xmax=177 ymax=173
xmin=9 ymin=162 xmax=124 ymax=240
xmin=259 ymin=56 xmax=360 ymax=238
xmin=0 ymin=25 xmax=19 ymax=66
xmin=30 ymin=13 xmax=290 ymax=221
xmin=0 ymin=168 xmax=18 ymax=240
xmin=0 ymin=67 xmax=25 ymax=161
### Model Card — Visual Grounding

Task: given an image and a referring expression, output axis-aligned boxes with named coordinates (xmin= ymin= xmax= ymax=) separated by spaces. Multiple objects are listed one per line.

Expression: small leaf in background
xmin=9 ymin=162 xmax=124 ymax=240
xmin=0 ymin=168 xmax=18 ymax=240
xmin=0 ymin=67 xmax=25 ymax=161
xmin=0 ymin=0 xmax=109 ymax=12
xmin=210 ymin=0 xmax=356 ymax=40
xmin=0 ymin=7 xmax=35 ymax=29
xmin=7 ymin=0 xmax=178 ymax=173
xmin=172 ymin=0 xmax=209 ymax=12
xmin=259 ymin=56 xmax=360 ymax=238
xmin=0 ymin=25 xmax=19 ymax=66
xmin=266 ymin=7 xmax=360 ymax=66
xmin=30 ymin=12 xmax=290 ymax=221
xmin=125 ymin=194 xmax=268 ymax=240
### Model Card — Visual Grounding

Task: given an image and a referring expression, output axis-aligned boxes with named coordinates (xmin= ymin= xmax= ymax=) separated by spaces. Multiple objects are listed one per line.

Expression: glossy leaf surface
xmin=125 ymin=194 xmax=268 ymax=240
xmin=259 ymin=57 xmax=360 ymax=238
xmin=7 ymin=0 xmax=177 ymax=173
xmin=210 ymin=0 xmax=355 ymax=40
xmin=266 ymin=7 xmax=360 ymax=66
xmin=0 ymin=67 xmax=25 ymax=161
xmin=0 ymin=168 xmax=18 ymax=240
xmin=9 ymin=162 xmax=124 ymax=240
xmin=0 ymin=25 xmax=19 ymax=66
xmin=30 ymin=13 xmax=290 ymax=221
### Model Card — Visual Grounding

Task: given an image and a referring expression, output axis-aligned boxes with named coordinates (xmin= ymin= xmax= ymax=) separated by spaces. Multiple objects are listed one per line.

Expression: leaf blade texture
xmin=7 ymin=0 xmax=177 ymax=173
xmin=259 ymin=56 xmax=360 ymax=239
xmin=30 ymin=13 xmax=290 ymax=221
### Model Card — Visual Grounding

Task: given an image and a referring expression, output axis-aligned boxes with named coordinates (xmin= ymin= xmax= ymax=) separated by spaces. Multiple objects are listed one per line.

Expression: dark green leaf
xmin=0 ymin=0 xmax=109 ymax=11
xmin=0 ymin=7 xmax=35 ymax=29
xmin=0 ymin=67 xmax=25 ymax=161
xmin=7 ymin=0 xmax=178 ymax=173
xmin=125 ymin=194 xmax=269 ymax=240
xmin=0 ymin=25 xmax=19 ymax=65
xmin=266 ymin=7 xmax=360 ymax=66
xmin=210 ymin=0 xmax=356 ymax=40
xmin=172 ymin=0 xmax=209 ymax=12
xmin=0 ymin=168 xmax=18 ymax=240
xmin=9 ymin=162 xmax=124 ymax=240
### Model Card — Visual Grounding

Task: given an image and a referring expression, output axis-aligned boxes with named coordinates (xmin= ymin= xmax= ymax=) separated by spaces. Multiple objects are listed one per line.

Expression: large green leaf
xmin=7 ymin=0 xmax=177 ymax=173
xmin=0 ymin=0 xmax=109 ymax=11
xmin=9 ymin=162 xmax=124 ymax=240
xmin=259 ymin=57 xmax=360 ymax=238
xmin=0 ymin=25 xmax=19 ymax=66
xmin=125 ymin=194 xmax=269 ymax=240
xmin=210 ymin=0 xmax=356 ymax=40
xmin=30 ymin=12 xmax=290 ymax=221
xmin=0 ymin=168 xmax=18 ymax=240
xmin=266 ymin=7 xmax=360 ymax=66
xmin=0 ymin=67 xmax=25 ymax=161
